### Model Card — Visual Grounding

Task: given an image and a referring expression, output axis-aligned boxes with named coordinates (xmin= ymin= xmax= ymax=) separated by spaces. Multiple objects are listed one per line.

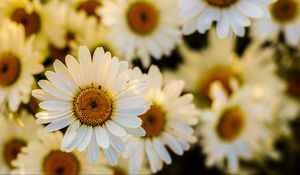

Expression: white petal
xmin=44 ymin=117 xmax=75 ymax=132
xmin=145 ymin=139 xmax=162 ymax=173
xmin=39 ymin=101 xmax=71 ymax=111
xmin=112 ymin=115 xmax=142 ymax=128
xmin=163 ymin=133 xmax=183 ymax=155
xmin=87 ymin=133 xmax=100 ymax=162
xmin=153 ymin=138 xmax=171 ymax=164
xmin=103 ymin=147 xmax=119 ymax=165
xmin=106 ymin=121 xmax=127 ymax=137
xmin=77 ymin=126 xmax=93 ymax=151
xmin=95 ymin=127 xmax=110 ymax=149
xmin=129 ymin=141 xmax=144 ymax=174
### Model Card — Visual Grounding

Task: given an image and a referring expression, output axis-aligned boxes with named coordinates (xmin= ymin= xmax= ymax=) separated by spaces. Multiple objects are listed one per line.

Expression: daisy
xmin=168 ymin=30 xmax=284 ymax=106
xmin=252 ymin=0 xmax=300 ymax=46
xmin=99 ymin=0 xmax=182 ymax=67
xmin=179 ymin=0 xmax=274 ymax=39
xmin=12 ymin=131 xmax=113 ymax=174
xmin=0 ymin=20 xmax=43 ymax=114
xmin=32 ymin=46 xmax=151 ymax=165
xmin=66 ymin=0 xmax=102 ymax=20
xmin=123 ymin=65 xmax=200 ymax=174
xmin=0 ymin=0 xmax=66 ymax=60
xmin=198 ymin=82 xmax=278 ymax=173
xmin=0 ymin=110 xmax=42 ymax=173
xmin=48 ymin=4 xmax=99 ymax=63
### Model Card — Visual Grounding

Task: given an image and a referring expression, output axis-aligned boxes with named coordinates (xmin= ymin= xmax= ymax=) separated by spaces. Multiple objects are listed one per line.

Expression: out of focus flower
xmin=198 ymin=82 xmax=278 ymax=173
xmin=168 ymin=30 xmax=284 ymax=107
xmin=0 ymin=0 xmax=66 ymax=61
xmin=0 ymin=20 xmax=43 ymax=114
xmin=12 ymin=131 xmax=112 ymax=174
xmin=32 ymin=46 xmax=151 ymax=164
xmin=252 ymin=0 xmax=300 ymax=46
xmin=66 ymin=0 xmax=102 ymax=21
xmin=0 ymin=111 xmax=42 ymax=173
xmin=179 ymin=0 xmax=274 ymax=39
xmin=100 ymin=0 xmax=182 ymax=67
xmin=123 ymin=65 xmax=199 ymax=173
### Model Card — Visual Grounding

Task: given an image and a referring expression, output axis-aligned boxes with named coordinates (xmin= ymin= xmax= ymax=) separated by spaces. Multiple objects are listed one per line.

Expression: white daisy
xmin=66 ymin=0 xmax=102 ymax=21
xmin=179 ymin=0 xmax=274 ymax=39
xmin=198 ymin=82 xmax=278 ymax=173
xmin=168 ymin=30 xmax=284 ymax=106
xmin=0 ymin=20 xmax=43 ymax=114
xmin=0 ymin=0 xmax=66 ymax=61
xmin=252 ymin=0 xmax=300 ymax=46
xmin=12 ymin=131 xmax=113 ymax=174
xmin=0 ymin=110 xmax=42 ymax=173
xmin=48 ymin=4 xmax=99 ymax=63
xmin=99 ymin=0 xmax=182 ymax=67
xmin=32 ymin=46 xmax=151 ymax=165
xmin=123 ymin=65 xmax=200 ymax=174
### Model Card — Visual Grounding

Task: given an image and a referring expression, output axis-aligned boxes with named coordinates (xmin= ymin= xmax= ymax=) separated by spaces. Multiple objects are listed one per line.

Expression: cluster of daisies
xmin=0 ymin=0 xmax=300 ymax=174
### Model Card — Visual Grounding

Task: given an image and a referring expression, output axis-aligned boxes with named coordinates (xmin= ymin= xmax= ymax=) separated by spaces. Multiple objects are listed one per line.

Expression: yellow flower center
xmin=271 ymin=0 xmax=299 ymax=23
xmin=4 ymin=139 xmax=26 ymax=168
xmin=199 ymin=67 xmax=239 ymax=101
xmin=43 ymin=151 xmax=80 ymax=175
xmin=11 ymin=8 xmax=41 ymax=36
xmin=217 ymin=107 xmax=245 ymax=141
xmin=286 ymin=73 xmax=300 ymax=98
xmin=139 ymin=104 xmax=165 ymax=137
xmin=0 ymin=54 xmax=21 ymax=86
xmin=74 ymin=87 xmax=113 ymax=126
xmin=126 ymin=2 xmax=159 ymax=35
xmin=206 ymin=0 xmax=238 ymax=7
xmin=77 ymin=0 xmax=101 ymax=18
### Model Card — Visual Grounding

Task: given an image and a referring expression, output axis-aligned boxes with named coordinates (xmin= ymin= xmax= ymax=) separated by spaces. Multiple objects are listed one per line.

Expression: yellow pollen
xmin=11 ymin=8 xmax=41 ymax=36
xmin=0 ymin=54 xmax=21 ymax=86
xmin=74 ymin=87 xmax=113 ymax=126
xmin=4 ymin=139 xmax=26 ymax=168
xmin=139 ymin=104 xmax=165 ymax=137
xmin=126 ymin=2 xmax=159 ymax=35
xmin=217 ymin=107 xmax=245 ymax=141
xmin=43 ymin=151 xmax=80 ymax=175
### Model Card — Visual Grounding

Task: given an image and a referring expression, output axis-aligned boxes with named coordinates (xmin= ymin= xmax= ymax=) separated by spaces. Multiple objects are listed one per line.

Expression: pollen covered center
xmin=11 ymin=8 xmax=41 ymax=36
xmin=206 ymin=0 xmax=238 ymax=7
xmin=272 ymin=0 xmax=299 ymax=23
xmin=217 ymin=107 xmax=245 ymax=141
xmin=139 ymin=104 xmax=165 ymax=137
xmin=199 ymin=67 xmax=239 ymax=101
xmin=43 ymin=151 xmax=80 ymax=175
xmin=74 ymin=88 xmax=113 ymax=126
xmin=127 ymin=2 xmax=159 ymax=35
xmin=4 ymin=139 xmax=26 ymax=167
xmin=0 ymin=54 xmax=21 ymax=86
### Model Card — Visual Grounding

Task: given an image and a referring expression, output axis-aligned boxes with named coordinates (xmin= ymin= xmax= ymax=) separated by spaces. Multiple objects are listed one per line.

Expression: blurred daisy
xmin=0 ymin=111 xmax=42 ymax=173
xmin=123 ymin=65 xmax=200 ymax=173
xmin=32 ymin=46 xmax=151 ymax=165
xmin=0 ymin=0 xmax=66 ymax=60
xmin=100 ymin=0 xmax=182 ymax=67
xmin=198 ymin=82 xmax=278 ymax=173
xmin=169 ymin=30 xmax=283 ymax=106
xmin=0 ymin=20 xmax=43 ymax=113
xmin=48 ymin=5 xmax=98 ymax=63
xmin=252 ymin=0 xmax=300 ymax=46
xmin=12 ymin=131 xmax=112 ymax=174
xmin=179 ymin=0 xmax=274 ymax=39
xmin=66 ymin=0 xmax=102 ymax=20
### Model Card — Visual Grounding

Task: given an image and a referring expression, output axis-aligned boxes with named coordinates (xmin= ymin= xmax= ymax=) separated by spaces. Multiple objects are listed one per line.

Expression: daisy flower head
xmin=198 ymin=82 xmax=278 ymax=173
xmin=99 ymin=0 xmax=182 ymax=67
xmin=0 ymin=110 xmax=42 ymax=173
xmin=0 ymin=0 xmax=66 ymax=60
xmin=0 ymin=20 xmax=43 ymax=114
xmin=12 ymin=131 xmax=113 ymax=175
xmin=179 ymin=0 xmax=275 ymax=39
xmin=252 ymin=0 xmax=300 ymax=46
xmin=32 ymin=46 xmax=151 ymax=165
xmin=123 ymin=65 xmax=200 ymax=174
